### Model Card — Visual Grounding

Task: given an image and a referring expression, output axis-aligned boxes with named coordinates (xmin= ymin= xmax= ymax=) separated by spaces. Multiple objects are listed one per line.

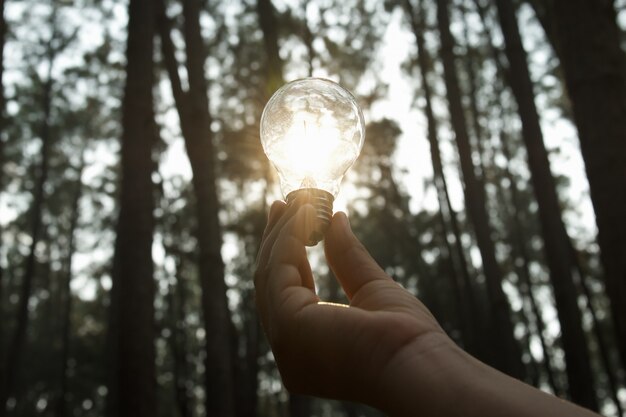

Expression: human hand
xmin=254 ymin=199 xmax=454 ymax=410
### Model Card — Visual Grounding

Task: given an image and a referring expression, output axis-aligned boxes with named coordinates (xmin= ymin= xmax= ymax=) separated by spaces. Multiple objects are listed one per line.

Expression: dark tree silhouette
xmin=493 ymin=0 xmax=598 ymax=409
xmin=157 ymin=0 xmax=235 ymax=415
xmin=110 ymin=0 xmax=157 ymax=415
xmin=528 ymin=0 xmax=626 ymax=372
xmin=403 ymin=0 xmax=480 ymax=356
xmin=435 ymin=0 xmax=525 ymax=380
xmin=0 ymin=12 xmax=58 ymax=413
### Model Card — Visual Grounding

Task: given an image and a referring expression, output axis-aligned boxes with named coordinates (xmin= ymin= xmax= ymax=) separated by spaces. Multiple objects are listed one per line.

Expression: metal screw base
xmin=286 ymin=188 xmax=334 ymax=246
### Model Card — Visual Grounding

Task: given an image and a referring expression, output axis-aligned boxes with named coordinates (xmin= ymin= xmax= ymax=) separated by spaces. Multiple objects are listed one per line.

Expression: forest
xmin=0 ymin=0 xmax=625 ymax=416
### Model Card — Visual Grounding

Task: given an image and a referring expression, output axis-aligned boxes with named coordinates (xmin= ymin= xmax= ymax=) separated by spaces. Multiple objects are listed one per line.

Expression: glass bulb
xmin=260 ymin=78 xmax=365 ymax=245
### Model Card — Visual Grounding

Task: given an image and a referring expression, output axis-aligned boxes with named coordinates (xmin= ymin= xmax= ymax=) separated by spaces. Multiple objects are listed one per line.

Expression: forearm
xmin=371 ymin=333 xmax=600 ymax=417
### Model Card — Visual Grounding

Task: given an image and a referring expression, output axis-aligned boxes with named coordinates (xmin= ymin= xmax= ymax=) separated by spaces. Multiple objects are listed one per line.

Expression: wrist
xmin=369 ymin=332 xmax=475 ymax=417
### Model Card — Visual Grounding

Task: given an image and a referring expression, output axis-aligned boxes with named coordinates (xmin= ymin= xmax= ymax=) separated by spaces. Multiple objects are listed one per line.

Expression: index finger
xmin=264 ymin=205 xmax=318 ymax=315
xmin=324 ymin=212 xmax=392 ymax=300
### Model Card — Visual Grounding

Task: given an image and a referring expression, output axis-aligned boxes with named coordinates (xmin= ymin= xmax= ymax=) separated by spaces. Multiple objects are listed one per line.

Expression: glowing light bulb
xmin=260 ymin=78 xmax=365 ymax=246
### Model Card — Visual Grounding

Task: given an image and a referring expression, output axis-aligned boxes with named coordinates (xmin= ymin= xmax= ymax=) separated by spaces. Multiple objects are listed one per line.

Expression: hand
xmin=254 ymin=199 xmax=452 ymax=409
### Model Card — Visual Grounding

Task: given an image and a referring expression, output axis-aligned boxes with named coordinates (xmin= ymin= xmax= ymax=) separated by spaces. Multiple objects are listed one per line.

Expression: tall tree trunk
xmin=55 ymin=155 xmax=85 ymax=417
xmin=471 ymin=3 xmax=562 ymax=392
xmin=494 ymin=0 xmax=598 ymax=409
xmin=256 ymin=0 xmax=285 ymax=95
xmin=165 ymin=252 xmax=192 ymax=417
xmin=527 ymin=0 xmax=626 ymax=373
xmin=156 ymin=1 xmax=235 ymax=415
xmin=459 ymin=7 xmax=487 ymax=182
xmin=0 ymin=0 xmax=6 ymax=388
xmin=301 ymin=2 xmax=315 ymax=78
xmin=0 ymin=34 xmax=56 ymax=415
xmin=404 ymin=0 xmax=480 ymax=356
xmin=112 ymin=0 xmax=157 ymax=416
xmin=0 ymin=0 xmax=5 ymax=190
xmin=498 ymin=132 xmax=559 ymax=395
xmin=435 ymin=0 xmax=525 ymax=380
xmin=459 ymin=4 xmax=545 ymax=389
xmin=570 ymin=244 xmax=624 ymax=416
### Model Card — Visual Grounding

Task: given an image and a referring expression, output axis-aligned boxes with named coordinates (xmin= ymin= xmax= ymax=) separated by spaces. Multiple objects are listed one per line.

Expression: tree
xmin=434 ymin=0 xmax=525 ymax=380
xmin=402 ymin=0 xmax=481 ymax=356
xmin=526 ymin=0 xmax=626 ymax=372
xmin=0 ymin=6 xmax=62 ymax=412
xmin=493 ymin=0 xmax=598 ymax=408
xmin=256 ymin=0 xmax=285 ymax=95
xmin=55 ymin=151 xmax=85 ymax=417
xmin=0 ymin=0 xmax=6 ymax=186
xmin=110 ymin=0 xmax=157 ymax=415
xmin=157 ymin=1 xmax=235 ymax=415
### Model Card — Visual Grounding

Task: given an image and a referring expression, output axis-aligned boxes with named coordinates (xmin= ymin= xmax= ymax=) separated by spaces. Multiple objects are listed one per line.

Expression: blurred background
xmin=0 ymin=0 xmax=625 ymax=416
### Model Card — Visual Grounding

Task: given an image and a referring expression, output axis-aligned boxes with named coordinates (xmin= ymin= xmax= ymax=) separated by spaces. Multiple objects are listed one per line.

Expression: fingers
xmin=266 ymin=204 xmax=317 ymax=301
xmin=256 ymin=198 xmax=306 ymax=272
xmin=255 ymin=203 xmax=319 ymax=328
xmin=324 ymin=212 xmax=392 ymax=300
xmin=263 ymin=200 xmax=287 ymax=242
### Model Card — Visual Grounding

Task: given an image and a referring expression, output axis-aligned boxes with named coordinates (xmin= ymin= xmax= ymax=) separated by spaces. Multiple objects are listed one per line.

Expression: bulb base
xmin=286 ymin=188 xmax=334 ymax=246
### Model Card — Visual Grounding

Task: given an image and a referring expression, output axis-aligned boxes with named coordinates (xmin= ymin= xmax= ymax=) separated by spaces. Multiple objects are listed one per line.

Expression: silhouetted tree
xmin=494 ymin=0 xmax=598 ymax=408
xmin=527 ymin=0 xmax=626 ymax=372
xmin=110 ymin=0 xmax=157 ymax=415
xmin=157 ymin=0 xmax=235 ymax=415
xmin=435 ymin=0 xmax=525 ymax=380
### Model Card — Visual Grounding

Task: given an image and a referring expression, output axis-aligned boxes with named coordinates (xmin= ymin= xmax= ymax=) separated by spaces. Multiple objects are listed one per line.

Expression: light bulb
xmin=260 ymin=78 xmax=365 ymax=246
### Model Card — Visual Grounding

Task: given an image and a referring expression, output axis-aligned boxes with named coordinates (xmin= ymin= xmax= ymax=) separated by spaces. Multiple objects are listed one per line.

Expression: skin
xmin=254 ymin=199 xmax=601 ymax=417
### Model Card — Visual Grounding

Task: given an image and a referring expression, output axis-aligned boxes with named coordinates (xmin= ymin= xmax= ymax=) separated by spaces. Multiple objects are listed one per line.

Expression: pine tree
xmin=403 ymin=0 xmax=481 ymax=356
xmin=0 ymin=6 xmax=63 ymax=412
xmin=157 ymin=1 xmax=235 ymax=415
xmin=527 ymin=0 xmax=626 ymax=372
xmin=435 ymin=0 xmax=525 ymax=380
xmin=493 ymin=0 xmax=598 ymax=408
xmin=110 ymin=0 xmax=157 ymax=415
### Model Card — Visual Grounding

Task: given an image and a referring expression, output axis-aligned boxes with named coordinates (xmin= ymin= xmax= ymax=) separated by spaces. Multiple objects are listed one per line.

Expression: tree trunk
xmin=0 ymin=0 xmax=5 ymax=189
xmin=404 ymin=0 xmax=480 ymax=356
xmin=435 ymin=0 xmax=525 ymax=380
xmin=569 ymin=243 xmax=624 ymax=416
xmin=459 ymin=7 xmax=487 ymax=182
xmin=55 ymin=155 xmax=85 ymax=417
xmin=528 ymin=0 xmax=626 ymax=373
xmin=472 ymin=2 xmax=562 ymax=392
xmin=0 ymin=36 xmax=55 ymax=415
xmin=235 ymin=285 xmax=261 ymax=417
xmin=498 ymin=132 xmax=559 ymax=395
xmin=112 ymin=0 xmax=157 ymax=416
xmin=256 ymin=0 xmax=285 ymax=95
xmin=0 ymin=0 xmax=6 ymax=388
xmin=165 ymin=252 xmax=192 ymax=417
xmin=301 ymin=6 xmax=315 ymax=78
xmin=459 ymin=3 xmax=546 ymax=389
xmin=157 ymin=1 xmax=235 ymax=415
xmin=494 ymin=0 xmax=598 ymax=409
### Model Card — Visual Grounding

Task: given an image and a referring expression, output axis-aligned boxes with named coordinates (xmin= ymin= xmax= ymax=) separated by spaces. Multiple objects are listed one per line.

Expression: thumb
xmin=324 ymin=212 xmax=392 ymax=300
